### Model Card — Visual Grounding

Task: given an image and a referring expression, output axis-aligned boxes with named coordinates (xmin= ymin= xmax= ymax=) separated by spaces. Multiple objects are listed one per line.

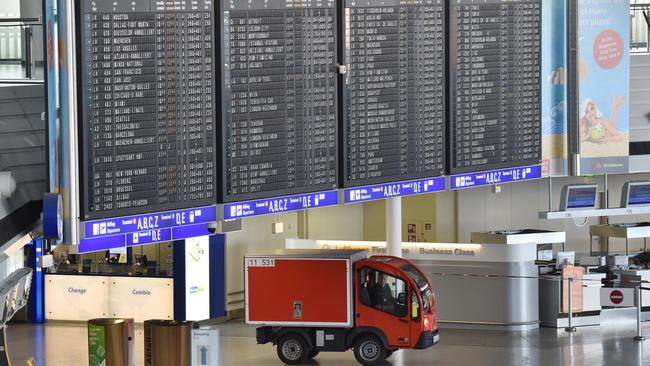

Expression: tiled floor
xmin=5 ymin=320 xmax=650 ymax=366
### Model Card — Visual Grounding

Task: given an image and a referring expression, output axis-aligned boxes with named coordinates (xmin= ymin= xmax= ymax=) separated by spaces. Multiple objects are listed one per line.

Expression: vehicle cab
xmin=354 ymin=256 xmax=439 ymax=351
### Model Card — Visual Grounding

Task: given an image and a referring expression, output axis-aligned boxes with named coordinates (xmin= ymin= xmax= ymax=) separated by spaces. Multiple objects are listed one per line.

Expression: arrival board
xmin=79 ymin=0 xmax=216 ymax=220
xmin=450 ymin=0 xmax=541 ymax=174
xmin=343 ymin=0 xmax=446 ymax=187
xmin=221 ymin=0 xmax=338 ymax=202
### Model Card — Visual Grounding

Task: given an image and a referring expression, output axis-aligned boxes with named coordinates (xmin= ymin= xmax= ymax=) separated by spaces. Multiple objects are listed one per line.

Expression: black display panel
xmin=79 ymin=0 xmax=217 ymax=220
xmin=220 ymin=0 xmax=338 ymax=202
xmin=449 ymin=0 xmax=541 ymax=174
xmin=342 ymin=0 xmax=446 ymax=187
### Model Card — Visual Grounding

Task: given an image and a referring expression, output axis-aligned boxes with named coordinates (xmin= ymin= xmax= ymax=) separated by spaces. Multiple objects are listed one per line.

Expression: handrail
xmin=0 ymin=18 xmax=40 ymax=24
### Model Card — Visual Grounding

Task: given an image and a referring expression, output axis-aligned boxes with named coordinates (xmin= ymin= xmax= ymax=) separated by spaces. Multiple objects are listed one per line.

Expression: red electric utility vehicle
xmin=245 ymin=250 xmax=439 ymax=365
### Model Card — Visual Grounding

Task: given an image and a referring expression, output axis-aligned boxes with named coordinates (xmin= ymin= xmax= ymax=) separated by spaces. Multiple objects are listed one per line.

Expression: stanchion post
xmin=634 ymin=284 xmax=645 ymax=341
xmin=565 ymin=276 xmax=577 ymax=332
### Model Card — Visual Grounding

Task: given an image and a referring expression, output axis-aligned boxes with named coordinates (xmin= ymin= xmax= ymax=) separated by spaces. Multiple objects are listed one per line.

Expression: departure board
xmin=450 ymin=0 xmax=541 ymax=174
xmin=79 ymin=0 xmax=216 ymax=220
xmin=343 ymin=0 xmax=446 ymax=187
xmin=220 ymin=0 xmax=338 ymax=203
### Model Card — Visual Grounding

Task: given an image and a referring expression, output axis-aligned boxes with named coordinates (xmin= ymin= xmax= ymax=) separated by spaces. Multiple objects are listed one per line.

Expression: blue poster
xmin=45 ymin=0 xmax=60 ymax=191
xmin=541 ymin=0 xmax=568 ymax=176
xmin=578 ymin=0 xmax=630 ymax=174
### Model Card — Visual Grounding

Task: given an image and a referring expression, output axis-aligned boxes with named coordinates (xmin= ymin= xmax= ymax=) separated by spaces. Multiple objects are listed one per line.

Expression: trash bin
xmin=87 ymin=318 xmax=134 ymax=366
xmin=144 ymin=320 xmax=193 ymax=366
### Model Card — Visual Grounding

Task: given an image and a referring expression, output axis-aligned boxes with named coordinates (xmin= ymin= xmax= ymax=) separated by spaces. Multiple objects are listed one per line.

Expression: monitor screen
xmin=560 ymin=185 xmax=598 ymax=211
xmin=566 ymin=187 xmax=598 ymax=209
xmin=623 ymin=182 xmax=650 ymax=207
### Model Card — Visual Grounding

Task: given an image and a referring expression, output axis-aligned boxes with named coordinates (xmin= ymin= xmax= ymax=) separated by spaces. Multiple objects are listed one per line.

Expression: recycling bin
xmin=87 ymin=318 xmax=134 ymax=366
xmin=144 ymin=319 xmax=193 ymax=366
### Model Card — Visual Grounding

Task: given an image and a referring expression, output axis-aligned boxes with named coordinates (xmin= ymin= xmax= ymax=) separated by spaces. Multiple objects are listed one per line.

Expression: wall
xmin=363 ymin=194 xmax=438 ymax=242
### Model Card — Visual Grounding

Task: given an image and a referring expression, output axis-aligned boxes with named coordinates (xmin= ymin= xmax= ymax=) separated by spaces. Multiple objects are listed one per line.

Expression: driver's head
xmin=379 ymin=273 xmax=388 ymax=285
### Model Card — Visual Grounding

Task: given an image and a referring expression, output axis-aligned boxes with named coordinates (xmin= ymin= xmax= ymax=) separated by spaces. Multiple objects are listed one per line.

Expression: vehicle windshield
xmin=400 ymin=264 xmax=433 ymax=313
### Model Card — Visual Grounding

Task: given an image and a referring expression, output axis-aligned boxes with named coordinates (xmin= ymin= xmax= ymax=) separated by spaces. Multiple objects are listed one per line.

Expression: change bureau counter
xmin=286 ymin=239 xmax=539 ymax=330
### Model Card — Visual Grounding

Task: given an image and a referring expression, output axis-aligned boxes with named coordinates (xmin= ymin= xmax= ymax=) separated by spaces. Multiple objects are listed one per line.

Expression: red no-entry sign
xmin=610 ymin=290 xmax=624 ymax=305
xmin=601 ymin=288 xmax=635 ymax=307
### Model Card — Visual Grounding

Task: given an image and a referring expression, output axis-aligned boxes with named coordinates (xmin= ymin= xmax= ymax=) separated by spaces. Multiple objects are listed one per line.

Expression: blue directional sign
xmin=126 ymin=228 xmax=172 ymax=246
xmin=223 ymin=190 xmax=339 ymax=220
xmin=78 ymin=235 xmax=127 ymax=253
xmin=450 ymin=165 xmax=542 ymax=190
xmin=82 ymin=206 xmax=217 ymax=239
xmin=344 ymin=177 xmax=446 ymax=204
xmin=78 ymin=225 xmax=214 ymax=253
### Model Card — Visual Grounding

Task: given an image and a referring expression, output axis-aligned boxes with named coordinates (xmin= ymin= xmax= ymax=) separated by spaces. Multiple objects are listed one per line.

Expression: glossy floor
xmin=0 ymin=64 xmax=44 ymax=80
xmin=5 ymin=321 xmax=650 ymax=366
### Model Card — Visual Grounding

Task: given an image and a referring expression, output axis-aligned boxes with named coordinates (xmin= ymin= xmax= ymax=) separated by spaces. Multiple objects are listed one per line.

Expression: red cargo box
xmin=245 ymin=250 xmax=367 ymax=327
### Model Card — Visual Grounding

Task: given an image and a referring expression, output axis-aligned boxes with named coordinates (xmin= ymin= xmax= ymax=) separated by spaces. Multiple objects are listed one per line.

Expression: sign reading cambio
xmin=600 ymin=288 xmax=636 ymax=308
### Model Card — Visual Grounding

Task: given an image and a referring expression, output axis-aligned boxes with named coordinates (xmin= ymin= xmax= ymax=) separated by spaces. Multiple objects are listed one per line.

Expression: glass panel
xmin=360 ymin=267 xmax=408 ymax=318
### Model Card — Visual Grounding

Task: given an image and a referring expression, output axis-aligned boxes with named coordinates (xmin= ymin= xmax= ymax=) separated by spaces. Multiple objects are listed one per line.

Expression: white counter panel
xmin=45 ymin=275 xmax=110 ymax=321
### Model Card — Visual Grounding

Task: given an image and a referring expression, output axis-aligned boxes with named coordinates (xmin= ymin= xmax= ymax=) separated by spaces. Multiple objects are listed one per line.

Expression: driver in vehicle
xmin=371 ymin=273 xmax=394 ymax=309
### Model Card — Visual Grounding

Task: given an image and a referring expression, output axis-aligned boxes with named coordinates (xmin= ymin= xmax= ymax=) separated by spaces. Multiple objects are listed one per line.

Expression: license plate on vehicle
xmin=433 ymin=333 xmax=440 ymax=344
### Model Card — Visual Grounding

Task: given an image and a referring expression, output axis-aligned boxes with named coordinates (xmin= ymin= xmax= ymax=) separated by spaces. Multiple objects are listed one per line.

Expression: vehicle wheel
xmin=307 ymin=348 xmax=320 ymax=359
xmin=354 ymin=335 xmax=387 ymax=365
xmin=277 ymin=334 xmax=309 ymax=365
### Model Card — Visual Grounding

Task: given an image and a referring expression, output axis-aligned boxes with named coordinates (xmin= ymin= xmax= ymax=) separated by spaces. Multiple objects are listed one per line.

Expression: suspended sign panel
xmin=341 ymin=0 xmax=446 ymax=188
xmin=78 ymin=0 xmax=217 ymax=220
xmin=219 ymin=0 xmax=339 ymax=203
xmin=449 ymin=0 xmax=542 ymax=174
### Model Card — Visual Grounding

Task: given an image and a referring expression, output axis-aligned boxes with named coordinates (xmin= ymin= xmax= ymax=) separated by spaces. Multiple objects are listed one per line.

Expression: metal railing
xmin=0 ymin=17 xmax=42 ymax=82
xmin=631 ymin=3 xmax=650 ymax=54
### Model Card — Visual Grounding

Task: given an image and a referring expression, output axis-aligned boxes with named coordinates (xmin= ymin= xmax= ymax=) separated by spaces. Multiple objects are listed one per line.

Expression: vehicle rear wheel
xmin=354 ymin=335 xmax=387 ymax=365
xmin=277 ymin=334 xmax=309 ymax=365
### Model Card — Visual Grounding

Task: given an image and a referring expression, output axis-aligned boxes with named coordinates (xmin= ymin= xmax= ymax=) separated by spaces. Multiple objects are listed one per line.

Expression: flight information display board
xmin=449 ymin=0 xmax=541 ymax=174
xmin=342 ymin=0 xmax=446 ymax=187
xmin=79 ymin=0 xmax=217 ymax=220
xmin=220 ymin=0 xmax=338 ymax=203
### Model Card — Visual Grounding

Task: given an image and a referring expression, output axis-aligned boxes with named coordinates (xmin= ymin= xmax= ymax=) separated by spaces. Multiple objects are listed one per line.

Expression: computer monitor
xmin=560 ymin=184 xmax=598 ymax=211
xmin=621 ymin=181 xmax=650 ymax=208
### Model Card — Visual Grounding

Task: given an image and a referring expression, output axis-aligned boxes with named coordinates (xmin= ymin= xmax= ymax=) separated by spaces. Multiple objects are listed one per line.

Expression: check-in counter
xmin=619 ymin=269 xmax=650 ymax=320
xmin=286 ymin=238 xmax=539 ymax=330
xmin=539 ymin=272 xmax=606 ymax=328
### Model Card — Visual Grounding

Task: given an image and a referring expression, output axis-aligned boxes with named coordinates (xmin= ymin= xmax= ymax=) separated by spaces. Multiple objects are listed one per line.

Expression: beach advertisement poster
xmin=541 ymin=0 xmax=568 ymax=177
xmin=578 ymin=0 xmax=629 ymax=174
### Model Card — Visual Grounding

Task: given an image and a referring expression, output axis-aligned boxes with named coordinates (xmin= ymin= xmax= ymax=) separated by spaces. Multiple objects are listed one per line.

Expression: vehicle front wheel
xmin=277 ymin=334 xmax=309 ymax=365
xmin=354 ymin=335 xmax=387 ymax=365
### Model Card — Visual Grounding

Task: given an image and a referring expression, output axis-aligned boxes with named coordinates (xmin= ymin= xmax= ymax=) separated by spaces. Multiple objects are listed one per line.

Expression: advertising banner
xmin=578 ymin=0 xmax=630 ymax=174
xmin=45 ymin=0 xmax=60 ymax=192
xmin=185 ymin=236 xmax=211 ymax=321
xmin=541 ymin=0 xmax=568 ymax=176
xmin=87 ymin=324 xmax=106 ymax=366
